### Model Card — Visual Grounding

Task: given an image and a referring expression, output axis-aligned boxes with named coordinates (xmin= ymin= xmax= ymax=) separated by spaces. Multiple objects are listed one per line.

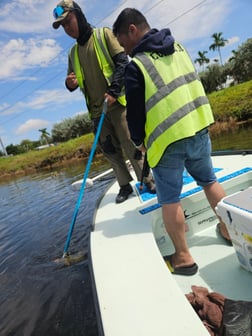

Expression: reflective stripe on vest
xmin=69 ymin=28 xmax=126 ymax=106
xmin=93 ymin=28 xmax=114 ymax=85
xmin=133 ymin=42 xmax=214 ymax=167
xmin=72 ymin=45 xmax=84 ymax=89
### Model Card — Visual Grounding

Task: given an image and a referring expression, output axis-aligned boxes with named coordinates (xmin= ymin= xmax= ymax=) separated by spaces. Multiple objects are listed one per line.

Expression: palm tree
xmin=194 ymin=51 xmax=210 ymax=71
xmin=228 ymin=49 xmax=239 ymax=63
xmin=209 ymin=32 xmax=228 ymax=65
xmin=38 ymin=128 xmax=50 ymax=145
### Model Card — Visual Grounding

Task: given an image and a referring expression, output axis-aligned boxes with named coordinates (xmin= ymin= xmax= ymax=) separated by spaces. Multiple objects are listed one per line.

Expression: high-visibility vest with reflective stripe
xmin=133 ymin=42 xmax=214 ymax=168
xmin=69 ymin=28 xmax=126 ymax=106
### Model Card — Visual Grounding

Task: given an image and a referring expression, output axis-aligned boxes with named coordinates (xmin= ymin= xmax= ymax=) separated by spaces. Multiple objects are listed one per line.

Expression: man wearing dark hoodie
xmin=52 ymin=1 xmax=155 ymax=203
xmin=113 ymin=8 xmax=231 ymax=275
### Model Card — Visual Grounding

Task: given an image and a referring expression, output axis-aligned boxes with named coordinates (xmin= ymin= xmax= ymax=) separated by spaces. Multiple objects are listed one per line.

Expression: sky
xmin=0 ymin=0 xmax=251 ymax=147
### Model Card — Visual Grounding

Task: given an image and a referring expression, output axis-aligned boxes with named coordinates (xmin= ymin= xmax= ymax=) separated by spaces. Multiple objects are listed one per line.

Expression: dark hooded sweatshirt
xmin=125 ymin=28 xmax=175 ymax=146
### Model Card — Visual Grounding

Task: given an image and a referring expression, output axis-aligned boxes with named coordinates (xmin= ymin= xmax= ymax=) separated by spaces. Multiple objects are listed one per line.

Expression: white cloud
xmin=16 ymin=119 xmax=49 ymax=135
xmin=74 ymin=110 xmax=87 ymax=116
xmin=0 ymin=38 xmax=62 ymax=78
xmin=0 ymin=1 xmax=54 ymax=33
xmin=226 ymin=36 xmax=240 ymax=46
xmin=26 ymin=89 xmax=73 ymax=110
xmin=0 ymin=88 xmax=82 ymax=116
xmin=0 ymin=0 xmax=88 ymax=34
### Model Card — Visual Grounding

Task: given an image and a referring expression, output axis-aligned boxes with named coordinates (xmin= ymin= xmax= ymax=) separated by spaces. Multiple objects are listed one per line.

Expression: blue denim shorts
xmin=152 ymin=129 xmax=217 ymax=204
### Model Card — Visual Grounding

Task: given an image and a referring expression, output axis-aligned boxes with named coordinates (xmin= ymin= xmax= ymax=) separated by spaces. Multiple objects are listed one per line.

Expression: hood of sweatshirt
xmin=131 ymin=28 xmax=175 ymax=57
xmin=72 ymin=1 xmax=93 ymax=45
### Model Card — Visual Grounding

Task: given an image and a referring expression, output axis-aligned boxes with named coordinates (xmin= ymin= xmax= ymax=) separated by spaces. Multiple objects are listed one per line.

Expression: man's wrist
xmin=135 ymin=142 xmax=143 ymax=150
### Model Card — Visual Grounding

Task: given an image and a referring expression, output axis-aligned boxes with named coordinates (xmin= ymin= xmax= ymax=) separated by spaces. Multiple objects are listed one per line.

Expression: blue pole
xmin=63 ymin=99 xmax=108 ymax=257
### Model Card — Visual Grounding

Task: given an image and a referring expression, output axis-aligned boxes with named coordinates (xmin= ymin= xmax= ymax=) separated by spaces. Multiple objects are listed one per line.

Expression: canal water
xmin=0 ymin=161 xmax=113 ymax=336
xmin=211 ymin=121 xmax=252 ymax=151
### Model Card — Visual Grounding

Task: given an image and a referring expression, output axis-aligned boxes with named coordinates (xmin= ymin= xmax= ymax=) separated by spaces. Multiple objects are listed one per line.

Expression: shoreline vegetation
xmin=1 ymin=80 xmax=252 ymax=182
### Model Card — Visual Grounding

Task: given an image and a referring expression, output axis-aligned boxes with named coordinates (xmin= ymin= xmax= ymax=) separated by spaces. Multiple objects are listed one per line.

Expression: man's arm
xmin=125 ymin=61 xmax=146 ymax=146
xmin=104 ymin=28 xmax=129 ymax=99
xmin=107 ymin=52 xmax=129 ymax=98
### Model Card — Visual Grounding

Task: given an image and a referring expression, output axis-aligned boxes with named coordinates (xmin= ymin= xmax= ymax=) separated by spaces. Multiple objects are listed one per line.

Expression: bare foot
xmin=172 ymin=252 xmax=195 ymax=268
xmin=219 ymin=222 xmax=231 ymax=241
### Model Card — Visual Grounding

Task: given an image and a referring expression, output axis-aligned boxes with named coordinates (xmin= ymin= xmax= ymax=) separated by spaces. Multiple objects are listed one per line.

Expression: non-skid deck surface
xmin=138 ymin=166 xmax=252 ymax=214
xmin=135 ymin=167 xmax=224 ymax=203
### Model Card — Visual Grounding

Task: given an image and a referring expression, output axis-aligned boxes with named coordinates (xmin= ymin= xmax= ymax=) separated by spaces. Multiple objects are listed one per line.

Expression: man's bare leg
xmin=162 ymin=202 xmax=195 ymax=267
xmin=203 ymin=181 xmax=231 ymax=240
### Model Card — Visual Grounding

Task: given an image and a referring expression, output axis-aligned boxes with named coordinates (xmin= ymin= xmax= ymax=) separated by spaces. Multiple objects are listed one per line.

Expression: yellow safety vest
xmin=133 ymin=42 xmax=214 ymax=168
xmin=69 ymin=28 xmax=126 ymax=106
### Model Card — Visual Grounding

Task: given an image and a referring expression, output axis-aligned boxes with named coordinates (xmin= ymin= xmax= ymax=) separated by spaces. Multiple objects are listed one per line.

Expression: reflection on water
xmin=0 ymin=162 xmax=113 ymax=336
xmin=211 ymin=122 xmax=252 ymax=151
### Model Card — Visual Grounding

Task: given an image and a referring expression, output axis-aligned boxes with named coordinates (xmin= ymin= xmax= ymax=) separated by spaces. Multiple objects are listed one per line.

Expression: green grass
xmin=1 ymin=80 xmax=252 ymax=179
xmin=0 ymin=133 xmax=95 ymax=178
xmin=208 ymin=80 xmax=252 ymax=121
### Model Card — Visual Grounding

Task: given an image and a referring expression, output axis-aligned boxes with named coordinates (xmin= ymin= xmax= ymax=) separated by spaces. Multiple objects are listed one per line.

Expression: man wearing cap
xmin=52 ymin=0 xmax=155 ymax=203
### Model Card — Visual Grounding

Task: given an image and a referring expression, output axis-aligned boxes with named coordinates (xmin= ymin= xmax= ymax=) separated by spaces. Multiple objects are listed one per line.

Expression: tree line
xmin=194 ymin=33 xmax=252 ymax=93
xmin=2 ymin=113 xmax=92 ymax=156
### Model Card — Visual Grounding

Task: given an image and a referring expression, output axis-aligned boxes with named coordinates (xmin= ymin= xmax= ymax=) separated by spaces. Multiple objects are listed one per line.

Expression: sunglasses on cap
xmin=53 ymin=6 xmax=65 ymax=19
xmin=53 ymin=5 xmax=74 ymax=19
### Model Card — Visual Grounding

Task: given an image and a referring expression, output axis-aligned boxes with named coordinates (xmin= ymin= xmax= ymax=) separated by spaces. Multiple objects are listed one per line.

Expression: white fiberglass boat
xmin=89 ymin=150 xmax=252 ymax=336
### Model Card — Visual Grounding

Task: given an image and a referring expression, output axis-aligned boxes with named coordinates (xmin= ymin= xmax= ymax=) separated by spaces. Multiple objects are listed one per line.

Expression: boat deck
xmin=90 ymin=153 xmax=252 ymax=336
xmin=165 ymin=222 xmax=252 ymax=301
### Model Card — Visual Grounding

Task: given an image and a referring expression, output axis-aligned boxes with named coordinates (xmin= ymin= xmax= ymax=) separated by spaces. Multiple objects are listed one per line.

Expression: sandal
xmin=164 ymin=254 xmax=198 ymax=276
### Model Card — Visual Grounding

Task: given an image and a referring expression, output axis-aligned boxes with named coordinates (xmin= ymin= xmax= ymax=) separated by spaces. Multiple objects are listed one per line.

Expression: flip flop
xmin=216 ymin=223 xmax=233 ymax=246
xmin=164 ymin=254 xmax=198 ymax=276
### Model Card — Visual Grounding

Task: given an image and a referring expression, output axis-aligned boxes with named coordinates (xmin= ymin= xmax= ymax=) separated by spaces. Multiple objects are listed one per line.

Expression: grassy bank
xmin=0 ymin=134 xmax=98 ymax=180
xmin=1 ymin=80 xmax=252 ymax=180
xmin=208 ymin=80 xmax=252 ymax=121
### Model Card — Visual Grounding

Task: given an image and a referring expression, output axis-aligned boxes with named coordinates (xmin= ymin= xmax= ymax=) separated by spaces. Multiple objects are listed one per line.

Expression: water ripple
xmin=0 ymin=164 xmax=110 ymax=335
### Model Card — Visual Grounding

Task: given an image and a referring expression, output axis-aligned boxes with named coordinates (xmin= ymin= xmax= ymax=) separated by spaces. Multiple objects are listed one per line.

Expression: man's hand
xmin=104 ymin=93 xmax=116 ymax=106
xmin=66 ymin=72 xmax=78 ymax=90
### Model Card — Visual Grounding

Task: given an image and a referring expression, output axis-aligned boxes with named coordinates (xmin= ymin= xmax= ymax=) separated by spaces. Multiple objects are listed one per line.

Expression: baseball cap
xmin=52 ymin=0 xmax=75 ymax=29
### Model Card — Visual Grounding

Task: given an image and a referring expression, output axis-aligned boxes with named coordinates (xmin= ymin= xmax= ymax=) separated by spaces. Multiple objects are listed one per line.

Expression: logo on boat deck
xmin=184 ymin=205 xmax=211 ymax=220
xmin=198 ymin=215 xmax=216 ymax=225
